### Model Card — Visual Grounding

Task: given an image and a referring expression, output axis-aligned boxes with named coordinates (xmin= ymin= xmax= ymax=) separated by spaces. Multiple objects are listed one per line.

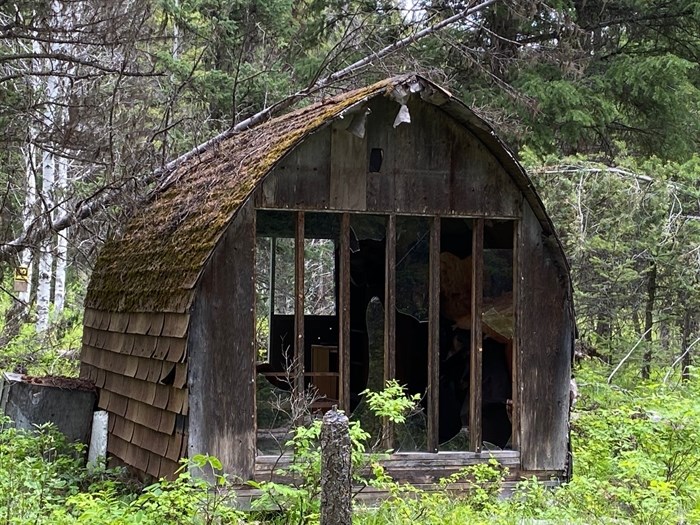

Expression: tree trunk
xmin=320 ymin=409 xmax=351 ymax=525
xmin=35 ymin=146 xmax=55 ymax=333
xmin=18 ymin=143 xmax=37 ymax=307
xmin=682 ymin=310 xmax=693 ymax=381
xmin=53 ymin=156 xmax=68 ymax=317
xmin=641 ymin=261 xmax=657 ymax=379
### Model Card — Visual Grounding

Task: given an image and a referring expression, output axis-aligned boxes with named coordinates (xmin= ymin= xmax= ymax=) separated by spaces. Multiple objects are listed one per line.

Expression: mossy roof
xmin=85 ymin=74 xmax=567 ymax=314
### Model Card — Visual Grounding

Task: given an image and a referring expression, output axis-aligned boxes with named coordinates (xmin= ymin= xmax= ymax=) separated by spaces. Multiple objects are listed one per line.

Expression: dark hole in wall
xmin=369 ymin=148 xmax=383 ymax=173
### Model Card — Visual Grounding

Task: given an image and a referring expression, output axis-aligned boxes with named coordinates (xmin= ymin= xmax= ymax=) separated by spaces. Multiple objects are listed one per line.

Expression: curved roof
xmin=85 ymin=74 xmax=568 ymax=314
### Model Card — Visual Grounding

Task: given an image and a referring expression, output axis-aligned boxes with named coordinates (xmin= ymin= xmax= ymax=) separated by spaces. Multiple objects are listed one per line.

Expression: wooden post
xmin=427 ymin=217 xmax=440 ymax=452
xmin=294 ymin=211 xmax=305 ymax=398
xmin=339 ymin=213 xmax=351 ymax=413
xmin=470 ymin=218 xmax=484 ymax=452
xmin=320 ymin=409 xmax=352 ymax=525
xmin=383 ymin=214 xmax=396 ymax=449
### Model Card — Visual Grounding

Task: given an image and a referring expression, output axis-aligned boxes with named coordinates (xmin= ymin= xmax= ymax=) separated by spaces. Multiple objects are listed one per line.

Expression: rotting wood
xmin=470 ymin=218 xmax=484 ymax=452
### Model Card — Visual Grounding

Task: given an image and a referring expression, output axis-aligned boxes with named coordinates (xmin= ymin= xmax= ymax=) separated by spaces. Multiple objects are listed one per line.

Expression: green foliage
xmin=360 ymin=380 xmax=421 ymax=425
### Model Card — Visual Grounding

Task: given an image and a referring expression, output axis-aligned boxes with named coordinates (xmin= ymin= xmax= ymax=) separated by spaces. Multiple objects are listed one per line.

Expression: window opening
xmin=438 ymin=218 xmax=473 ymax=451
xmin=255 ymin=211 xmax=342 ymax=454
xmin=394 ymin=216 xmax=430 ymax=451
xmin=347 ymin=214 xmax=387 ymax=443
xmin=481 ymin=220 xmax=514 ymax=450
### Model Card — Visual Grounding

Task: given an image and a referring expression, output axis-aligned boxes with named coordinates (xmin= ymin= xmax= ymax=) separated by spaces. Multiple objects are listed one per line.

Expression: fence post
xmin=320 ymin=408 xmax=352 ymax=525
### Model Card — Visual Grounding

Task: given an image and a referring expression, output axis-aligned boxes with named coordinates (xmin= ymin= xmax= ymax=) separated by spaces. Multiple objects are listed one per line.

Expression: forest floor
xmin=0 ymin=358 xmax=697 ymax=524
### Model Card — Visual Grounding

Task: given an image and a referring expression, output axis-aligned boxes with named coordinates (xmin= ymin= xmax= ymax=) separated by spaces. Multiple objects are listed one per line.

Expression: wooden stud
xmin=339 ymin=213 xmax=351 ymax=414
xmin=383 ymin=214 xmax=396 ymax=449
xmin=268 ymin=236 xmax=276 ymax=362
xmin=511 ymin=220 xmax=520 ymax=451
xmin=427 ymin=217 xmax=441 ymax=453
xmin=470 ymin=218 xmax=484 ymax=452
xmin=294 ymin=211 xmax=306 ymax=397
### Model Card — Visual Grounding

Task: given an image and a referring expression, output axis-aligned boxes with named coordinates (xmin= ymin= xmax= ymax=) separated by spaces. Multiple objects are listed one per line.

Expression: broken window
xmin=254 ymin=210 xmax=517 ymax=456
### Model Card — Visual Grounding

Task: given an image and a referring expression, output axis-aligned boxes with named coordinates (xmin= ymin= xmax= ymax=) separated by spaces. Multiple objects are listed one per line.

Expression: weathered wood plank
xmin=339 ymin=213 xmax=351 ymax=413
xmin=518 ymin=202 xmax=573 ymax=471
xmin=427 ymin=217 xmax=440 ymax=453
xmin=330 ymin=123 xmax=367 ymax=210
xmin=256 ymin=128 xmax=331 ymax=210
xmin=383 ymin=214 xmax=396 ymax=449
xmin=470 ymin=218 xmax=484 ymax=452
xmin=294 ymin=211 xmax=305 ymax=397
xmin=188 ymin=200 xmax=256 ymax=479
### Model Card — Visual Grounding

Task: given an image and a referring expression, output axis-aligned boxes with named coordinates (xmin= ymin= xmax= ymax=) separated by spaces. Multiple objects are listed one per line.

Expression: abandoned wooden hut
xmin=80 ymin=74 xmax=575 ymax=487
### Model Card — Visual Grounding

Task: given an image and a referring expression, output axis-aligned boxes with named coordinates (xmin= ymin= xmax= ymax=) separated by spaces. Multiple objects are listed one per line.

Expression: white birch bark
xmin=35 ymin=144 xmax=55 ymax=333
xmin=53 ymin=156 xmax=68 ymax=316
xmin=18 ymin=143 xmax=37 ymax=306
xmin=35 ymin=1 xmax=62 ymax=332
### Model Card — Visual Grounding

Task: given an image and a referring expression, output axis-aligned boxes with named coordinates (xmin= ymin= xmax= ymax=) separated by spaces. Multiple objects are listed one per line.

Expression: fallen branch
xmin=607 ymin=327 xmax=653 ymax=384
xmin=0 ymin=0 xmax=498 ymax=263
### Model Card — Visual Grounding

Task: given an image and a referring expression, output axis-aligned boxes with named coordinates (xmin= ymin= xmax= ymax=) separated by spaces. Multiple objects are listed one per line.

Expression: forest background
xmin=0 ymin=0 xmax=699 ymax=523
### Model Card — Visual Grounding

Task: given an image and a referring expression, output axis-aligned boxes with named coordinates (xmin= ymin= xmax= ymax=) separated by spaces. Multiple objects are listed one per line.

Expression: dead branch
xmin=0 ymin=0 xmax=500 ymax=264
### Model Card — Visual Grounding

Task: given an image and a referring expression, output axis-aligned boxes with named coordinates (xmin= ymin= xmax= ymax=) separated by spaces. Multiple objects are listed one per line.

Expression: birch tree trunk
xmin=35 ymin=141 xmax=55 ymax=333
xmin=35 ymin=2 xmax=63 ymax=333
xmin=18 ymin=143 xmax=37 ymax=307
xmin=53 ymin=155 xmax=68 ymax=317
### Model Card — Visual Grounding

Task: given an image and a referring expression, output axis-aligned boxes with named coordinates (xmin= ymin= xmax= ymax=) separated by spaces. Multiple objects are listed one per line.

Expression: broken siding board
xmin=188 ymin=200 xmax=256 ymax=480
xmin=383 ymin=214 xmax=396 ymax=449
xmin=519 ymin=203 xmax=572 ymax=471
xmin=330 ymin=123 xmax=367 ymax=210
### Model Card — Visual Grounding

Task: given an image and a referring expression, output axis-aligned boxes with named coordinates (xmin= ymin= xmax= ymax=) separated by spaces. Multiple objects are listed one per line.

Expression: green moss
xmin=87 ymin=77 xmax=398 ymax=314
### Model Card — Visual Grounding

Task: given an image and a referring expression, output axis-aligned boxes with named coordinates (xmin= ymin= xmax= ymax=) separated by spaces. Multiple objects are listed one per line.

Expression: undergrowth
xmin=0 ymin=360 xmax=699 ymax=524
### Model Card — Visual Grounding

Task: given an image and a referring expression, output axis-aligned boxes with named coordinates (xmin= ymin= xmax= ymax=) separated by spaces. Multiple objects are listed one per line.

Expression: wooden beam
xmin=427 ymin=217 xmax=441 ymax=452
xmin=268 ymin=237 xmax=277 ymax=363
xmin=383 ymin=214 xmax=396 ymax=449
xmin=294 ymin=211 xmax=305 ymax=398
xmin=511 ymin=220 xmax=520 ymax=451
xmin=470 ymin=218 xmax=484 ymax=452
xmin=339 ymin=213 xmax=351 ymax=414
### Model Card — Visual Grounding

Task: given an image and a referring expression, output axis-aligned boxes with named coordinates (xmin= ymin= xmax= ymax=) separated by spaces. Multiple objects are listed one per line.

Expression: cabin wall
xmin=256 ymin=96 xmax=522 ymax=217
xmin=518 ymin=202 xmax=573 ymax=473
xmin=188 ymin=200 xmax=256 ymax=479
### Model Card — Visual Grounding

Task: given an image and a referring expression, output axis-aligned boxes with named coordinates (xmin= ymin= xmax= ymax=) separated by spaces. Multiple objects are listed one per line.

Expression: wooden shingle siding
xmin=80 ymin=308 xmax=190 ymax=479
